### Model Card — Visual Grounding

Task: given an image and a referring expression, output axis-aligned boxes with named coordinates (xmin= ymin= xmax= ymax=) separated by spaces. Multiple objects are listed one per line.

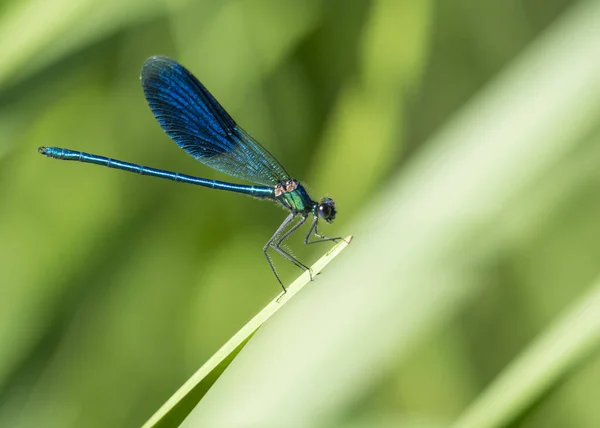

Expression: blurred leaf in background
xmin=2 ymin=0 xmax=600 ymax=427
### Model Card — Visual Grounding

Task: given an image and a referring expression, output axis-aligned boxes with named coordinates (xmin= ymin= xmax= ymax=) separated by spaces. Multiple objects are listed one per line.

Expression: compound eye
xmin=317 ymin=198 xmax=336 ymax=222
xmin=318 ymin=203 xmax=332 ymax=218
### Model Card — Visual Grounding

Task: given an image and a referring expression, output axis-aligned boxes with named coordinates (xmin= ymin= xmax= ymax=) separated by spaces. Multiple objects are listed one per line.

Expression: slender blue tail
xmin=38 ymin=146 xmax=274 ymax=198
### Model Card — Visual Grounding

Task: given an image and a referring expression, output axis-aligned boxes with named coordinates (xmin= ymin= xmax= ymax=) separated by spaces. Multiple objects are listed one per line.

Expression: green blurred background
xmin=2 ymin=0 xmax=600 ymax=427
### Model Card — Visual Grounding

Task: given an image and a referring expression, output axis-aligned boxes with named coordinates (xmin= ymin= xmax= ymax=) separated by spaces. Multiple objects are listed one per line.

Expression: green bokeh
xmin=2 ymin=0 xmax=600 ymax=427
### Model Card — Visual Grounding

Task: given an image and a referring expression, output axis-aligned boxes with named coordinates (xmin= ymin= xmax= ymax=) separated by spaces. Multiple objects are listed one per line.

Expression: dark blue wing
xmin=141 ymin=56 xmax=290 ymax=187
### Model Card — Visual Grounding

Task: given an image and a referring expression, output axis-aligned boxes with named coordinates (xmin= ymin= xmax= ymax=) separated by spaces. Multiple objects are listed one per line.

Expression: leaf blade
xmin=142 ymin=236 xmax=353 ymax=428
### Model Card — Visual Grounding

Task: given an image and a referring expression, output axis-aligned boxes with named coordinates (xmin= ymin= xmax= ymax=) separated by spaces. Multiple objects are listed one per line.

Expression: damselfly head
xmin=317 ymin=197 xmax=336 ymax=223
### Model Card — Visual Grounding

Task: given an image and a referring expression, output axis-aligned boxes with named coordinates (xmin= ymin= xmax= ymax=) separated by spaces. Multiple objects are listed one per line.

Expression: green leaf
xmin=453 ymin=276 xmax=600 ymax=428
xmin=142 ymin=236 xmax=353 ymax=428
